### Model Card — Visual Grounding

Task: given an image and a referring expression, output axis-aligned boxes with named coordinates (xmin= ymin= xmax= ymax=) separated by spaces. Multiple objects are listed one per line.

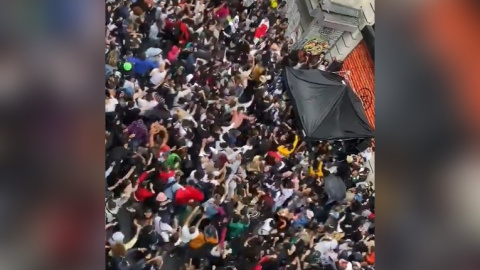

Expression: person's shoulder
xmin=127 ymin=56 xmax=137 ymax=63
xmin=181 ymin=225 xmax=191 ymax=233
xmin=148 ymin=59 xmax=158 ymax=66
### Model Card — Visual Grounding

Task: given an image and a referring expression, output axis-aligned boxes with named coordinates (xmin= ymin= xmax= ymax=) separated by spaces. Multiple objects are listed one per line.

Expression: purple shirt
xmin=127 ymin=119 xmax=148 ymax=145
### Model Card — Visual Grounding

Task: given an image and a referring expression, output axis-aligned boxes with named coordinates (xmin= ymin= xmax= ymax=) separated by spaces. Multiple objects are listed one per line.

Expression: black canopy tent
xmin=282 ymin=67 xmax=374 ymax=141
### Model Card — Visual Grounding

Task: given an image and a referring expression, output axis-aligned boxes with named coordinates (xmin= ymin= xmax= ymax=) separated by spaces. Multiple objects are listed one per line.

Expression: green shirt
xmin=165 ymin=153 xmax=181 ymax=169
xmin=227 ymin=222 xmax=248 ymax=240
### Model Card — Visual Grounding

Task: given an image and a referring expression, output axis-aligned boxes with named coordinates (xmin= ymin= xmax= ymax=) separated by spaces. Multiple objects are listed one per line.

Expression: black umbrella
xmin=324 ymin=174 xmax=347 ymax=202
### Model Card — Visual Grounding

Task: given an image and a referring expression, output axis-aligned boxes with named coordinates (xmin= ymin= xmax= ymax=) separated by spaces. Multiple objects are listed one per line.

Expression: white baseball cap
xmin=111 ymin=231 xmax=125 ymax=244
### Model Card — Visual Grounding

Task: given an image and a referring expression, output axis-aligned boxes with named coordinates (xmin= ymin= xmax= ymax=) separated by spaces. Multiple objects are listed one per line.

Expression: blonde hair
xmin=176 ymin=108 xmax=187 ymax=120
xmin=110 ymin=243 xmax=126 ymax=257
xmin=107 ymin=51 xmax=118 ymax=67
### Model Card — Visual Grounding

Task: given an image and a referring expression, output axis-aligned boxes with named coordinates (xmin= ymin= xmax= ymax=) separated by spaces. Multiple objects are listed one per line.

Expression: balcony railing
xmin=320 ymin=0 xmax=361 ymax=18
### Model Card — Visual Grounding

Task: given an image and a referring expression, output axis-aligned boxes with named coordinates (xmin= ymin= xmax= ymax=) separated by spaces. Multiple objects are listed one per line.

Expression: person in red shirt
xmin=254 ymin=255 xmax=277 ymax=270
xmin=159 ymin=165 xmax=175 ymax=183
xmin=134 ymin=170 xmax=156 ymax=202
xmin=254 ymin=19 xmax=270 ymax=44
xmin=177 ymin=21 xmax=190 ymax=45
xmin=259 ymin=190 xmax=274 ymax=213
xmin=157 ymin=144 xmax=170 ymax=162
xmin=266 ymin=151 xmax=282 ymax=167
xmin=164 ymin=17 xmax=175 ymax=32
xmin=214 ymin=2 xmax=229 ymax=20
xmin=174 ymin=186 xmax=204 ymax=205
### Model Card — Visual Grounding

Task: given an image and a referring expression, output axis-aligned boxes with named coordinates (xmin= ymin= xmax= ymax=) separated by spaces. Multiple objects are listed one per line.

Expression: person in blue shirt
xmin=126 ymin=52 xmax=158 ymax=86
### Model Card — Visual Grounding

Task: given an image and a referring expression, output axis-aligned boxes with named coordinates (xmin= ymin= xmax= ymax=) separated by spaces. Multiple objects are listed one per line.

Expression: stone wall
xmin=285 ymin=0 xmax=304 ymax=44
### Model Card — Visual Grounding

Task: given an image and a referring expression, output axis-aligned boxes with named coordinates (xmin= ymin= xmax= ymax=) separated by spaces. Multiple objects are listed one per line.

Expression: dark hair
xmin=138 ymin=52 xmax=146 ymax=61
xmin=160 ymin=164 xmax=169 ymax=172
xmin=284 ymin=181 xmax=293 ymax=189
xmin=140 ymin=181 xmax=148 ymax=188
xmin=194 ymin=170 xmax=205 ymax=180
xmin=107 ymin=200 xmax=116 ymax=209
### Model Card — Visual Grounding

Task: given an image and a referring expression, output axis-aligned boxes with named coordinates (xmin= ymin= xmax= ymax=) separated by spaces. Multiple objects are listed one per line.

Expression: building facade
xmin=285 ymin=0 xmax=375 ymax=61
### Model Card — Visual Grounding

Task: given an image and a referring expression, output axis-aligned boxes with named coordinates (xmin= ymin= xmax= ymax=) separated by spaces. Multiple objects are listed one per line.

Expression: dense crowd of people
xmin=105 ymin=0 xmax=375 ymax=269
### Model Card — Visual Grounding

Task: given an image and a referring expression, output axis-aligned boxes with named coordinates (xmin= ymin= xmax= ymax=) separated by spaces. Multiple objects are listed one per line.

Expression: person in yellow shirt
xmin=108 ymin=223 xmax=142 ymax=257
xmin=250 ymin=60 xmax=265 ymax=82
xmin=277 ymin=134 xmax=299 ymax=157
xmin=308 ymin=158 xmax=324 ymax=178
xmin=271 ymin=0 xmax=278 ymax=8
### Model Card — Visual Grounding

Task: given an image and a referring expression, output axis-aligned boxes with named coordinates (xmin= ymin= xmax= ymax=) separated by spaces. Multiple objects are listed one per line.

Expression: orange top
xmin=365 ymin=252 xmax=375 ymax=265
xmin=189 ymin=233 xmax=218 ymax=249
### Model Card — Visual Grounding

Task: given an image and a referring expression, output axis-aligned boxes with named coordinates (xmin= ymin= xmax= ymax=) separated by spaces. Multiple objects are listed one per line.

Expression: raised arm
xmin=158 ymin=126 xmax=169 ymax=148
xmin=124 ymin=223 xmax=142 ymax=250
xmin=212 ymin=2 xmax=225 ymax=13
xmin=105 ymin=222 xmax=117 ymax=230
xmin=122 ymin=166 xmax=136 ymax=181
xmin=184 ymin=206 xmax=201 ymax=227
xmin=194 ymin=214 xmax=205 ymax=228
xmin=105 ymin=162 xmax=115 ymax=178
xmin=107 ymin=165 xmax=136 ymax=191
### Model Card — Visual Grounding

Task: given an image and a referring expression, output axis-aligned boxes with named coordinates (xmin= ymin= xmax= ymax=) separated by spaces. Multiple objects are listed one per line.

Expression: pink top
xmin=231 ymin=110 xmax=249 ymax=128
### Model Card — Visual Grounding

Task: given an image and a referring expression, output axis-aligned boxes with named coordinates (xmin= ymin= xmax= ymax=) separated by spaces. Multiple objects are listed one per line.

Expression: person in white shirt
xmin=169 ymin=206 xmax=202 ymax=257
xmin=225 ymin=174 xmax=239 ymax=200
xmin=122 ymin=76 xmax=135 ymax=95
xmin=210 ymin=242 xmax=233 ymax=268
xmin=274 ymin=183 xmax=294 ymax=212
xmin=154 ymin=216 xmax=175 ymax=243
xmin=136 ymin=96 xmax=158 ymax=112
xmin=258 ymin=218 xmax=276 ymax=235
xmin=361 ymin=147 xmax=373 ymax=162
xmin=178 ymin=206 xmax=201 ymax=244
xmin=172 ymin=86 xmax=192 ymax=107
xmin=314 ymin=236 xmax=339 ymax=264
xmin=105 ymin=97 xmax=118 ymax=112
xmin=105 ymin=199 xmax=119 ymax=223
xmin=210 ymin=243 xmax=232 ymax=257
xmin=149 ymin=21 xmax=160 ymax=42
xmin=150 ymin=62 xmax=167 ymax=87
xmin=194 ymin=0 xmax=206 ymax=14
xmin=108 ymin=166 xmax=136 ymax=211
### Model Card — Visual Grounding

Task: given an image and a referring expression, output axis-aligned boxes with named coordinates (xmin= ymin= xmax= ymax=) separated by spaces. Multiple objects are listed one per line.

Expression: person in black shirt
xmin=103 ymin=0 xmax=376 ymax=268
